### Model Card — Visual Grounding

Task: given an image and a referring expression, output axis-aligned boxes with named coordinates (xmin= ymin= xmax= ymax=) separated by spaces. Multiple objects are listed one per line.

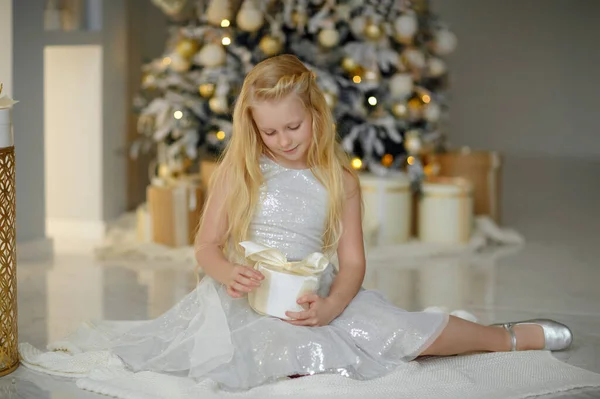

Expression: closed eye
xmin=289 ymin=124 xmax=301 ymax=130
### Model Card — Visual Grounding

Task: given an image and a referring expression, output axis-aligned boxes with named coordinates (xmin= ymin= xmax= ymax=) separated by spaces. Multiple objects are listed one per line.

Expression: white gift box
xmin=359 ymin=172 xmax=412 ymax=245
xmin=0 ymin=108 xmax=14 ymax=149
xmin=418 ymin=177 xmax=474 ymax=244
xmin=239 ymin=242 xmax=329 ymax=320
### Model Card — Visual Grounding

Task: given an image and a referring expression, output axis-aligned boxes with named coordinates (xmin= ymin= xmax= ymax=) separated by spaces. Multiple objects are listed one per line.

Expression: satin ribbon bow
xmin=239 ymin=241 xmax=329 ymax=276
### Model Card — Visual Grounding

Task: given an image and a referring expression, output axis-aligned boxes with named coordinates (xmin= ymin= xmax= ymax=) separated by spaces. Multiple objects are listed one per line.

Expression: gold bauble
xmin=408 ymin=97 xmax=423 ymax=119
xmin=381 ymin=154 xmax=394 ymax=167
xmin=323 ymin=91 xmax=338 ymax=109
xmin=209 ymin=96 xmax=229 ymax=114
xmin=391 ymin=102 xmax=409 ymax=118
xmin=342 ymin=57 xmax=359 ymax=73
xmin=198 ymin=83 xmax=216 ymax=98
xmin=292 ymin=10 xmax=308 ymax=27
xmin=364 ymin=21 xmax=383 ymax=40
xmin=176 ymin=38 xmax=200 ymax=58
xmin=259 ymin=35 xmax=282 ymax=56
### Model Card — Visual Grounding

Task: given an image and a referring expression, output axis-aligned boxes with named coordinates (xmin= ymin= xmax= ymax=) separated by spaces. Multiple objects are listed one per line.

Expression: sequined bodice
xmin=249 ymin=156 xmax=328 ymax=261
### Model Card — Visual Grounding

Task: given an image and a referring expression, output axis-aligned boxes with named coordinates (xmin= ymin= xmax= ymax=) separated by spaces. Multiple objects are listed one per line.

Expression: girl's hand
xmin=225 ymin=264 xmax=264 ymax=298
xmin=284 ymin=294 xmax=341 ymax=327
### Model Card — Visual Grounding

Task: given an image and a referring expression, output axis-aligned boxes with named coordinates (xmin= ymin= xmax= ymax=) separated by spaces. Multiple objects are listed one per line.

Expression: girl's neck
xmin=263 ymin=153 xmax=310 ymax=171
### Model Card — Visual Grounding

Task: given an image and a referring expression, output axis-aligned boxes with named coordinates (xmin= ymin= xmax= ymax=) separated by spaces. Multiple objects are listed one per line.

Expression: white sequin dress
xmin=20 ymin=156 xmax=449 ymax=392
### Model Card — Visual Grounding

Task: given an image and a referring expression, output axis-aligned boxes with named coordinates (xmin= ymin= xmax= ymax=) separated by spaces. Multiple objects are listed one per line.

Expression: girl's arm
xmin=326 ymin=171 xmax=366 ymax=314
xmin=195 ymin=172 xmax=263 ymax=294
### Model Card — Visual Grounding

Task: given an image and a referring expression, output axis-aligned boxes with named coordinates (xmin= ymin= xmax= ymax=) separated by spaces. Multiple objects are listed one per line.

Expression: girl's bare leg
xmin=420 ymin=315 xmax=545 ymax=356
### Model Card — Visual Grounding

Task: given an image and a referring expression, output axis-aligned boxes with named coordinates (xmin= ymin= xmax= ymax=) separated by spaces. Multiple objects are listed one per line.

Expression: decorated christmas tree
xmin=132 ymin=0 xmax=456 ymax=184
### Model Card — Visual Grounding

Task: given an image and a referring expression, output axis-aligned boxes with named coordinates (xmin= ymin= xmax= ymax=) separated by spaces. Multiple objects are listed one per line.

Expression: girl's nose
xmin=279 ymin=134 xmax=292 ymax=149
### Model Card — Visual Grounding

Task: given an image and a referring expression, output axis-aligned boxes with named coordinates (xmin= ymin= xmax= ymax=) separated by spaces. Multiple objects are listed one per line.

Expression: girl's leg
xmin=420 ymin=315 xmax=545 ymax=356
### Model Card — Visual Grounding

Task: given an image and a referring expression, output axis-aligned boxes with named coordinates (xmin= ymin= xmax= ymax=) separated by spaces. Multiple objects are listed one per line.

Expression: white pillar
xmin=0 ymin=0 xmax=12 ymax=97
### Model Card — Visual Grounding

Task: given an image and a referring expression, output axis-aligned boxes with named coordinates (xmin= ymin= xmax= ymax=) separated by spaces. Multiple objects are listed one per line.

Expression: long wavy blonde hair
xmin=200 ymin=54 xmax=357 ymax=262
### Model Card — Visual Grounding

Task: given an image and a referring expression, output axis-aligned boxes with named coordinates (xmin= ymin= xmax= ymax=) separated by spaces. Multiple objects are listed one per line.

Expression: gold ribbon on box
xmin=239 ymin=241 xmax=329 ymax=276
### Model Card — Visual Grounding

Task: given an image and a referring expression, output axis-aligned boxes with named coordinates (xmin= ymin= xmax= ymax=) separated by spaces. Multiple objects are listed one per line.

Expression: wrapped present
xmin=426 ymin=149 xmax=502 ymax=223
xmin=147 ymin=175 xmax=203 ymax=247
xmin=239 ymin=241 xmax=329 ymax=320
xmin=136 ymin=203 xmax=152 ymax=243
xmin=200 ymin=159 xmax=218 ymax=192
xmin=418 ymin=177 xmax=473 ymax=244
xmin=359 ymin=172 xmax=412 ymax=245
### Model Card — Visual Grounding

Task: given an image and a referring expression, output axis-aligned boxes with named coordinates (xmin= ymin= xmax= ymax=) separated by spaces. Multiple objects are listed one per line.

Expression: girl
xmin=20 ymin=54 xmax=573 ymax=394
xmin=190 ymin=54 xmax=573 ymax=388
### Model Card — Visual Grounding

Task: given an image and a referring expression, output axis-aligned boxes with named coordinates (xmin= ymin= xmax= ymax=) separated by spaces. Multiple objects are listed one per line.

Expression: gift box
xmin=239 ymin=241 xmax=329 ymax=320
xmin=426 ymin=149 xmax=502 ymax=223
xmin=136 ymin=203 xmax=152 ymax=243
xmin=418 ymin=177 xmax=474 ymax=244
xmin=359 ymin=172 xmax=412 ymax=245
xmin=200 ymin=159 xmax=218 ymax=192
xmin=147 ymin=175 xmax=203 ymax=247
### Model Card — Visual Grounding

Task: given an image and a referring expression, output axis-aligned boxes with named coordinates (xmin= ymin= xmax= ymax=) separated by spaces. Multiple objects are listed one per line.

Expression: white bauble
xmin=194 ymin=43 xmax=226 ymax=67
xmin=206 ymin=0 xmax=232 ymax=26
xmin=404 ymin=131 xmax=422 ymax=153
xmin=428 ymin=57 xmax=447 ymax=77
xmin=403 ymin=48 xmax=426 ymax=69
xmin=318 ymin=28 xmax=340 ymax=48
xmin=433 ymin=29 xmax=457 ymax=55
xmin=424 ymin=102 xmax=442 ymax=122
xmin=169 ymin=53 xmax=191 ymax=72
xmin=389 ymin=73 xmax=414 ymax=98
xmin=394 ymin=13 xmax=418 ymax=39
xmin=209 ymin=96 xmax=229 ymax=114
xmin=236 ymin=1 xmax=264 ymax=32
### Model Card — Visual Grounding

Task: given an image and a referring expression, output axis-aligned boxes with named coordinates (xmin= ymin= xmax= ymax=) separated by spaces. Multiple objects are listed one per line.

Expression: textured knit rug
xmin=19 ymin=340 xmax=600 ymax=399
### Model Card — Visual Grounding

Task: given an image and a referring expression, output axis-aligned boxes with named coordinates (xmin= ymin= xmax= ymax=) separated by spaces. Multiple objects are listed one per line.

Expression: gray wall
xmin=13 ymin=1 xmax=46 ymax=243
xmin=431 ymin=0 xmax=600 ymax=158
xmin=13 ymin=0 xmax=166 ymax=243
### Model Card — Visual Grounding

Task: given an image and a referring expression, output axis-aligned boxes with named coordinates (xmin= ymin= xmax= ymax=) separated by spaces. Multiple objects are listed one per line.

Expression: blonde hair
xmin=199 ymin=54 xmax=357 ymax=262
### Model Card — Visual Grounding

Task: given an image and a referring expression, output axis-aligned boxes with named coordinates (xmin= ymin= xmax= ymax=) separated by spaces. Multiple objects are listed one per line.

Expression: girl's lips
xmin=283 ymin=145 xmax=298 ymax=153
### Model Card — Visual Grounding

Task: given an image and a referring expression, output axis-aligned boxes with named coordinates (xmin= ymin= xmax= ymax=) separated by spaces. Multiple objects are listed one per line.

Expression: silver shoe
xmin=491 ymin=319 xmax=573 ymax=351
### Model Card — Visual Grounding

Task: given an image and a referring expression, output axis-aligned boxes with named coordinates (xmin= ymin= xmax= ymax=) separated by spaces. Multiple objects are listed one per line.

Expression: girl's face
xmin=252 ymin=94 xmax=313 ymax=169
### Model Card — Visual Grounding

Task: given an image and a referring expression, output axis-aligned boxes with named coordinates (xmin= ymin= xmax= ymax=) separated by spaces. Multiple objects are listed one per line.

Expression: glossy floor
xmin=2 ymin=156 xmax=600 ymax=398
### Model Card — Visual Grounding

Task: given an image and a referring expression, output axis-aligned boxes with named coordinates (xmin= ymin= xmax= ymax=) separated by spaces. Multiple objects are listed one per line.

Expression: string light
xmin=174 ymin=110 xmax=183 ymax=119
xmin=422 ymin=94 xmax=431 ymax=104
xmin=162 ymin=57 xmax=172 ymax=66
xmin=353 ymin=75 xmax=362 ymax=84
xmin=351 ymin=157 xmax=363 ymax=169
xmin=222 ymin=37 xmax=231 ymax=46
xmin=368 ymin=96 xmax=378 ymax=106
xmin=221 ymin=19 xmax=230 ymax=27
xmin=216 ymin=130 xmax=226 ymax=140
xmin=407 ymin=156 xmax=415 ymax=165
xmin=382 ymin=154 xmax=393 ymax=167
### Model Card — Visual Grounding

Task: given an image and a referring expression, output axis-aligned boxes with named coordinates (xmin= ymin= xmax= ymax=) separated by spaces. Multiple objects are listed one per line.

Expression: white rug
xmin=19 ymin=341 xmax=600 ymax=399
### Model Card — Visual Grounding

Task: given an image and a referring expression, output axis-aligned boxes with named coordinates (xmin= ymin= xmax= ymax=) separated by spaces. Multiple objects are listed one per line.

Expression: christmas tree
xmin=132 ymin=0 xmax=456 ymax=184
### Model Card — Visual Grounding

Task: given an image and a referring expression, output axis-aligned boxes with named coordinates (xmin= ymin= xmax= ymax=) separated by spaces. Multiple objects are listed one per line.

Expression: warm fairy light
xmin=351 ymin=157 xmax=363 ymax=169
xmin=407 ymin=156 xmax=415 ymax=165
xmin=162 ymin=57 xmax=172 ymax=66
xmin=216 ymin=130 xmax=226 ymax=140
xmin=368 ymin=96 xmax=378 ymax=106
xmin=221 ymin=19 xmax=230 ymax=27
xmin=422 ymin=94 xmax=431 ymax=104
xmin=222 ymin=36 xmax=231 ymax=46
xmin=353 ymin=75 xmax=362 ymax=84
xmin=382 ymin=154 xmax=394 ymax=167
xmin=174 ymin=110 xmax=183 ymax=119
